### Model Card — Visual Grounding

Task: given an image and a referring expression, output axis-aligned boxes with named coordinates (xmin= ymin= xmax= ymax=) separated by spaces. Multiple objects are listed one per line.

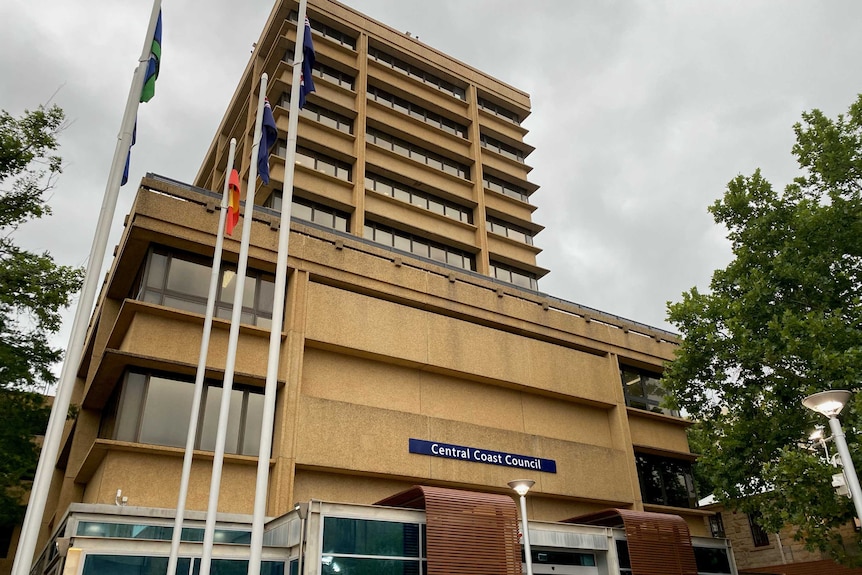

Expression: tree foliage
xmin=0 ymin=104 xmax=83 ymax=522
xmin=665 ymin=95 xmax=862 ymax=565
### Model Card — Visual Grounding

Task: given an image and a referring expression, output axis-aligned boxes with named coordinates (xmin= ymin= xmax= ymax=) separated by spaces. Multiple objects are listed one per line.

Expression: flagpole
xmin=198 ymin=74 xmax=269 ymax=575
xmin=165 ymin=138 xmax=237 ymax=575
xmin=10 ymin=3 xmax=162 ymax=574
xmin=248 ymin=2 xmax=308 ymax=573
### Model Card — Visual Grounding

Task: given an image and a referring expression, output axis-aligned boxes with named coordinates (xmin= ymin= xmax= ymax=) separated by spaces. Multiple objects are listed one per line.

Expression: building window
xmin=635 ymin=452 xmax=697 ymax=508
xmin=283 ymin=48 xmax=355 ymax=90
xmin=264 ymin=191 xmax=350 ymax=233
xmin=368 ymin=47 xmax=466 ymax=100
xmin=693 ymin=547 xmax=733 ymax=574
xmin=620 ymin=365 xmax=679 ymax=417
xmin=486 ymin=217 xmax=534 ymax=245
xmin=0 ymin=524 xmax=13 ymax=559
xmin=367 ymin=86 xmax=467 ymax=138
xmin=322 ymin=517 xmax=425 ymax=575
xmin=364 ymin=221 xmax=476 ymax=271
xmin=489 ymin=261 xmax=538 ymax=291
xmin=288 ymin=10 xmax=357 ymax=50
xmin=483 ymin=174 xmax=530 ymax=203
xmin=136 ymin=248 xmax=275 ymax=329
xmin=366 ymin=128 xmax=469 ymax=180
xmin=82 ymin=555 xmax=284 ymax=575
xmin=480 ymin=133 xmax=526 ymax=163
xmin=278 ymin=94 xmax=353 ymax=134
xmin=748 ymin=512 xmax=771 ymax=547
xmin=477 ymin=97 xmax=521 ymax=125
xmin=100 ymin=371 xmax=265 ymax=457
xmin=277 ymin=142 xmax=352 ymax=181
xmin=709 ymin=512 xmax=726 ymax=538
xmin=366 ymin=172 xmax=472 ymax=223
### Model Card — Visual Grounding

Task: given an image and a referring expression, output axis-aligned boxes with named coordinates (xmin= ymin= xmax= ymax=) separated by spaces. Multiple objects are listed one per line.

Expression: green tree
xmin=664 ymin=95 xmax=862 ymax=566
xmin=0 ymin=104 xmax=83 ymax=522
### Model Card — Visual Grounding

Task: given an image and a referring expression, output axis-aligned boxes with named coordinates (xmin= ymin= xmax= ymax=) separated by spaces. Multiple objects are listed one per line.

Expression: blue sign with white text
xmin=409 ymin=438 xmax=557 ymax=473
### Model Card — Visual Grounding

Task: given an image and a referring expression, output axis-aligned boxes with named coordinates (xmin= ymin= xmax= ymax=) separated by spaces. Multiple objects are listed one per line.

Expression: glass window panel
xmin=322 ymin=518 xmax=421 ymax=557
xmin=428 ymin=201 xmax=444 ymax=215
xmin=393 ymin=235 xmax=410 ymax=252
xmin=83 ymin=555 xmax=191 ymax=575
xmin=318 ymin=162 xmax=337 ymax=178
xmin=377 ymin=229 xmax=393 ymax=247
xmin=321 ymin=557 xmax=420 ymax=575
xmin=258 ymin=278 xmax=275 ymax=315
xmin=199 ymin=386 xmax=242 ymax=454
xmin=393 ymin=188 xmax=410 ymax=202
xmin=292 ymin=202 xmax=313 ymax=222
xmin=411 ymin=195 xmax=426 ymax=208
xmin=411 ymin=241 xmax=429 ymax=257
xmin=335 ymin=215 xmax=348 ymax=232
xmin=242 ymin=391 xmax=265 ymax=456
xmin=142 ymin=291 xmax=162 ymax=304
xmin=115 ymin=372 xmax=147 ymax=441
xmin=429 ymin=246 xmax=446 ymax=263
xmin=162 ymin=296 xmax=207 ymax=316
xmin=363 ymin=225 xmax=374 ymax=240
xmin=139 ymin=376 xmax=193 ymax=448
xmin=145 ymin=252 xmax=168 ymax=289
xmin=166 ymin=258 xmax=211 ymax=300
xmin=447 ymin=252 xmax=464 ymax=267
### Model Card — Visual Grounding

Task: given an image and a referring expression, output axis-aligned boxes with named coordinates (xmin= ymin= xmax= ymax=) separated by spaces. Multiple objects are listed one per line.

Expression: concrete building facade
xmin=16 ymin=1 xmax=735 ymax=574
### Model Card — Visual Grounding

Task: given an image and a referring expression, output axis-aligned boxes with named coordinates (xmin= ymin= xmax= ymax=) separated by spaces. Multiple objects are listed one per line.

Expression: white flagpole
xmin=198 ymin=74 xmax=269 ymax=575
xmin=10 ymin=3 xmax=162 ymax=574
xmin=247 ymin=1 xmax=308 ymax=573
xmin=166 ymin=138 xmax=237 ymax=575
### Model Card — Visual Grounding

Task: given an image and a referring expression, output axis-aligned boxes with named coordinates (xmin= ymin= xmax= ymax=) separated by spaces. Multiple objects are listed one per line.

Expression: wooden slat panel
xmin=377 ymin=486 xmax=521 ymax=575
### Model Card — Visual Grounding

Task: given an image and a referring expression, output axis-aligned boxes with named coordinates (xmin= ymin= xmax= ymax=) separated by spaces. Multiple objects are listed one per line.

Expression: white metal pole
xmin=518 ymin=495 xmax=533 ymax=575
xmin=247 ymin=2 xmax=308 ymax=574
xmin=10 ymin=3 xmax=162 ymax=574
xmin=166 ymin=138 xmax=237 ymax=575
xmin=827 ymin=416 xmax=862 ymax=522
xmin=198 ymin=74 xmax=269 ymax=575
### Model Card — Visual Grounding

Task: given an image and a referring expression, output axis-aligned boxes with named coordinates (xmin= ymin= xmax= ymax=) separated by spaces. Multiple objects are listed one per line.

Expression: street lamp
xmin=508 ymin=480 xmax=535 ymax=575
xmin=802 ymin=390 xmax=862 ymax=522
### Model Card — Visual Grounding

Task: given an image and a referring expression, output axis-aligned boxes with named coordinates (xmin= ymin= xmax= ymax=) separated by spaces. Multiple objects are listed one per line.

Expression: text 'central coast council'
xmin=409 ymin=438 xmax=557 ymax=473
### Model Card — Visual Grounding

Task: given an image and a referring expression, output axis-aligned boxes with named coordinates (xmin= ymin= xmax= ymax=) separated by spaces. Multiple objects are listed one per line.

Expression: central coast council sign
xmin=409 ymin=438 xmax=557 ymax=473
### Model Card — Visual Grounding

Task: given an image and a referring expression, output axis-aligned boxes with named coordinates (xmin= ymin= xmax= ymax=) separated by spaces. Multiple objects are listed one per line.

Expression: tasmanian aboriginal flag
xmin=257 ymin=98 xmax=278 ymax=185
xmin=226 ymin=169 xmax=241 ymax=235
xmin=299 ymin=17 xmax=316 ymax=109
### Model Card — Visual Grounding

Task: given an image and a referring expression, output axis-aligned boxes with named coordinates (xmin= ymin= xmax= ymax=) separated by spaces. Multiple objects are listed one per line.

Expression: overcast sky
xmin=2 ymin=0 xmax=861 ymax=354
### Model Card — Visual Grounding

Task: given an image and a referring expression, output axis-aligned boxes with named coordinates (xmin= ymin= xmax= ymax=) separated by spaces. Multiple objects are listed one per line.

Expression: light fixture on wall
xmin=508 ymin=480 xmax=535 ymax=575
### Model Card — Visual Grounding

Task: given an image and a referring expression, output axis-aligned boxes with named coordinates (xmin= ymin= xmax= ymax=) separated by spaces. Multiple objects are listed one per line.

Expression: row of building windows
xmin=367 ymin=85 xmax=468 ymax=138
xmin=486 ymin=217 xmax=534 ymax=245
xmin=366 ymin=128 xmax=470 ymax=179
xmin=480 ymin=132 xmax=526 ymax=163
xmin=264 ymin=190 xmax=351 ymax=233
xmin=137 ymin=249 xmax=275 ymax=328
xmin=365 ymin=172 xmax=472 ymax=223
xmin=275 ymin=140 xmax=354 ymax=182
xmin=100 ymin=371 xmax=265 ymax=457
xmin=477 ymin=97 xmax=521 ymax=125
xmin=280 ymin=19 xmax=523 ymax=127
xmin=284 ymin=48 xmax=356 ymax=90
xmin=288 ymin=11 xmax=358 ymax=50
xmin=489 ymin=261 xmax=538 ymax=291
xmin=278 ymin=93 xmax=354 ymax=134
xmin=483 ymin=174 xmax=530 ymax=203
xmin=368 ymin=46 xmax=467 ymax=101
xmin=364 ymin=221 xmax=476 ymax=272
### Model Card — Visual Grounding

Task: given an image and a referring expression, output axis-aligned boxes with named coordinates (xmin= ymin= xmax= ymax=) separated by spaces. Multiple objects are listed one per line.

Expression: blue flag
xmin=122 ymin=120 xmax=137 ymax=186
xmin=258 ymin=98 xmax=278 ymax=184
xmin=299 ymin=17 xmax=316 ymax=109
